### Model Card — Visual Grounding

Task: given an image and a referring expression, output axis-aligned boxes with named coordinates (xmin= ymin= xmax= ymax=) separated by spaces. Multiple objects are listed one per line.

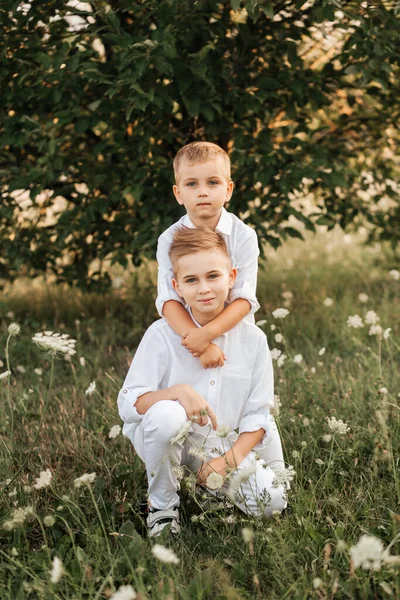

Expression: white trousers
xmin=133 ymin=400 xmax=287 ymax=516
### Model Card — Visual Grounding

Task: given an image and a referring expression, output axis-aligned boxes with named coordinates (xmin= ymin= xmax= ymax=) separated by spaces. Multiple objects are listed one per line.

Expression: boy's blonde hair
xmin=169 ymin=227 xmax=230 ymax=276
xmin=173 ymin=141 xmax=231 ymax=183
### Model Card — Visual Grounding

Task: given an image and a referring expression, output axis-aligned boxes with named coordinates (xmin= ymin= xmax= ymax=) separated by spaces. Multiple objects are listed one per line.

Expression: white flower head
xmin=206 ymin=472 xmax=223 ymax=490
xmin=327 ymin=416 xmax=350 ymax=435
xmin=369 ymin=324 xmax=382 ymax=336
xmin=383 ymin=328 xmax=391 ymax=340
xmin=111 ymin=585 xmax=137 ymax=600
xmin=270 ymin=348 xmax=282 ymax=361
xmin=271 ymin=394 xmax=282 ymax=418
xmin=108 ymin=425 xmax=121 ymax=439
xmin=364 ymin=310 xmax=379 ymax=325
xmin=85 ymin=381 xmax=96 ymax=395
xmin=79 ymin=356 xmax=86 ymax=367
xmin=274 ymin=333 xmax=283 ymax=343
xmin=270 ymin=324 xmax=276 ymax=330
xmin=151 ymin=544 xmax=180 ymax=564
xmin=188 ymin=446 xmax=207 ymax=460
xmin=322 ymin=434 xmax=332 ymax=443
xmin=318 ymin=347 xmax=326 ymax=356
xmin=32 ymin=331 xmax=77 ymax=356
xmin=216 ymin=424 xmax=231 ymax=438
xmin=8 ymin=323 xmax=21 ymax=336
xmin=277 ymin=353 xmax=287 ymax=368
xmin=347 ymin=314 xmax=364 ymax=328
xmin=74 ymin=472 xmax=97 ymax=489
xmin=44 ymin=515 xmax=55 ymax=527
xmin=358 ymin=293 xmax=369 ymax=303
xmin=50 ymin=556 xmax=64 ymax=584
xmin=293 ymin=354 xmax=303 ymax=364
xmin=389 ymin=269 xmax=400 ymax=281
xmin=34 ymin=368 xmax=43 ymax=376
xmin=281 ymin=290 xmax=293 ymax=300
xmin=0 ymin=371 xmax=11 ymax=381
xmin=255 ymin=319 xmax=267 ymax=327
xmin=349 ymin=535 xmax=386 ymax=571
xmin=323 ymin=297 xmax=334 ymax=307
xmin=34 ymin=469 xmax=52 ymax=490
xmin=272 ymin=308 xmax=289 ymax=319
xmin=272 ymin=465 xmax=296 ymax=488
xmin=378 ymin=387 xmax=388 ymax=395
xmin=170 ymin=421 xmax=191 ymax=445
xmin=242 ymin=527 xmax=254 ymax=543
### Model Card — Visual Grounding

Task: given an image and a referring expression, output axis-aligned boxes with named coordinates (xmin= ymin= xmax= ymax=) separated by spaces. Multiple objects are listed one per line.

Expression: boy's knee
xmin=266 ymin=486 xmax=287 ymax=516
xmin=143 ymin=400 xmax=187 ymax=443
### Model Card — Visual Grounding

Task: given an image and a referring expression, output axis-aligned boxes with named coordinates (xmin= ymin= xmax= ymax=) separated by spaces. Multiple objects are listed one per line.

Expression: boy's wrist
xmin=202 ymin=322 xmax=218 ymax=342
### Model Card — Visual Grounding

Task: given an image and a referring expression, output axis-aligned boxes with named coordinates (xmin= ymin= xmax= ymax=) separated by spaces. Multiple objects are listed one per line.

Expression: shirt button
xmin=210 ymin=380 xmax=215 ymax=385
xmin=123 ymin=389 xmax=127 ymax=394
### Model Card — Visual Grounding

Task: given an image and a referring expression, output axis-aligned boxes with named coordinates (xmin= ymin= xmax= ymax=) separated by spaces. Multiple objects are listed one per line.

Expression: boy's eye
xmin=186 ymin=278 xmax=197 ymax=283
xmin=208 ymin=273 xmax=219 ymax=279
xmin=208 ymin=180 xmax=218 ymax=185
xmin=186 ymin=182 xmax=197 ymax=187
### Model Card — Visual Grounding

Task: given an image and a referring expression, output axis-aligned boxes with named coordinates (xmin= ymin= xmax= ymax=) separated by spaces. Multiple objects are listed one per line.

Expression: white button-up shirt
xmin=118 ymin=317 xmax=274 ymax=448
xmin=155 ymin=208 xmax=260 ymax=321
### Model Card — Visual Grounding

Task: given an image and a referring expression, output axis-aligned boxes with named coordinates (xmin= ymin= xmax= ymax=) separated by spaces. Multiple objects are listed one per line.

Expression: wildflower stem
xmin=5 ymin=333 xmax=14 ymax=442
xmin=87 ymin=485 xmax=113 ymax=571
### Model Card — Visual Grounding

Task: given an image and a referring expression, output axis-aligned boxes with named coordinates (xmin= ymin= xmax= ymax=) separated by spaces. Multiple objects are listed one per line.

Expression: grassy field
xmin=0 ymin=230 xmax=399 ymax=599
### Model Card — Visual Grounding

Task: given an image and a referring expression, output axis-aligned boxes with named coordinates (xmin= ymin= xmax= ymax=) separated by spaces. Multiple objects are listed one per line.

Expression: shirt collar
xmin=182 ymin=208 xmax=232 ymax=236
xmin=188 ymin=307 xmax=228 ymax=336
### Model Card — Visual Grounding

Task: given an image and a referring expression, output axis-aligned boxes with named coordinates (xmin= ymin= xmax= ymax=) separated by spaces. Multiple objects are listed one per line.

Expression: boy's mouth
xmin=198 ymin=297 xmax=215 ymax=304
xmin=197 ymin=202 xmax=211 ymax=206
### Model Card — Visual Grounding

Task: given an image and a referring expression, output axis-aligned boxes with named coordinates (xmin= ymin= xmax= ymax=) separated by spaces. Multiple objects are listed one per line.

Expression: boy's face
xmin=172 ymin=249 xmax=236 ymax=325
xmin=173 ymin=159 xmax=233 ymax=225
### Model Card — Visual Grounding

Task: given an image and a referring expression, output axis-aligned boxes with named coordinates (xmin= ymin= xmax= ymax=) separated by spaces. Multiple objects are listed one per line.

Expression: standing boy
xmin=118 ymin=228 xmax=287 ymax=537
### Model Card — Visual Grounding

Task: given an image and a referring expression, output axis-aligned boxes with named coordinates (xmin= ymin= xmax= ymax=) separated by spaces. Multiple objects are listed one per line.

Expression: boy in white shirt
xmin=118 ymin=228 xmax=287 ymax=537
xmin=156 ymin=140 xmax=284 ymax=471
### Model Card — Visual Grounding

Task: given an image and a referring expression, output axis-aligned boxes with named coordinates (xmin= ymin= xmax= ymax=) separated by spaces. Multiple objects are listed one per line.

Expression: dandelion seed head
xmin=44 ymin=515 xmax=55 ymax=527
xmin=272 ymin=308 xmax=289 ymax=319
xmin=206 ymin=472 xmax=223 ymax=490
xmin=8 ymin=323 xmax=21 ymax=336
xmin=151 ymin=544 xmax=180 ymax=564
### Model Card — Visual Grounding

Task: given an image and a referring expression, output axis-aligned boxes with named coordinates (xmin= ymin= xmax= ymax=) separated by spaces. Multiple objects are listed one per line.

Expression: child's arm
xmin=163 ymin=299 xmax=199 ymax=338
xmin=182 ymin=298 xmax=250 ymax=354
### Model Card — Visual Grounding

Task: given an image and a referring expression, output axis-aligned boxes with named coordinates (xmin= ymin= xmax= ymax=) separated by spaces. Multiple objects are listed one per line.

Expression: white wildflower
xmin=315 ymin=459 xmax=324 ymax=466
xmin=281 ymin=291 xmax=293 ymax=300
xmin=291 ymin=450 xmax=300 ymax=459
xmin=3 ymin=506 xmax=34 ymax=530
xmin=389 ymin=269 xmax=400 ymax=281
xmin=0 ymin=360 xmax=3 ymax=367
xmin=151 ymin=544 xmax=180 ymax=564
xmin=358 ymin=293 xmax=369 ymax=303
xmin=23 ymin=485 xmax=32 ymax=494
xmin=270 ymin=348 xmax=282 ymax=361
xmin=310 ymin=367 xmax=316 ymax=374
xmin=347 ymin=314 xmax=364 ymax=328
xmin=277 ymin=353 xmax=287 ymax=367
xmin=170 ymin=421 xmax=191 ymax=445
xmin=216 ymin=424 xmax=231 ymax=438
xmin=8 ymin=488 xmax=17 ymax=498
xmin=108 ymin=425 xmax=121 ymax=439
xmin=34 ymin=368 xmax=43 ymax=376
xmin=50 ymin=556 xmax=64 ymax=584
xmin=271 ymin=394 xmax=282 ymax=418
xmin=323 ymin=297 xmax=333 ymax=307
xmin=318 ymin=347 xmax=326 ymax=356
xmin=242 ymin=527 xmax=254 ymax=543
xmin=228 ymin=464 xmax=256 ymax=496
xmin=274 ymin=333 xmax=283 ymax=343
xmin=43 ymin=515 xmax=55 ymax=527
xmin=34 ymin=469 xmax=52 ymax=490
xmin=79 ymin=357 xmax=86 ymax=367
xmin=8 ymin=323 xmax=21 ymax=336
xmin=383 ymin=328 xmax=391 ymax=340
xmin=327 ymin=416 xmax=350 ymax=435
xmin=110 ymin=585 xmax=137 ymax=600
xmin=11 ymin=548 xmax=18 ymax=557
xmin=255 ymin=319 xmax=267 ymax=327
xmin=188 ymin=446 xmax=207 ymax=460
xmin=272 ymin=308 xmax=289 ymax=319
xmin=303 ymin=417 xmax=310 ymax=427
xmin=313 ymin=578 xmax=323 ymax=590
xmin=349 ymin=535 xmax=388 ymax=571
xmin=32 ymin=331 xmax=77 ymax=356
xmin=74 ymin=472 xmax=97 ymax=489
xmin=0 ymin=371 xmax=11 ymax=380
xmin=206 ymin=472 xmax=224 ymax=490
xmin=85 ymin=381 xmax=96 ymax=395
xmin=293 ymin=354 xmax=303 ymax=364
xmin=364 ymin=310 xmax=379 ymax=325
xmin=378 ymin=387 xmax=388 ymax=395
xmin=322 ymin=434 xmax=332 ymax=443
xmin=272 ymin=465 xmax=296 ymax=488
xmin=369 ymin=324 xmax=383 ymax=336
xmin=171 ymin=465 xmax=185 ymax=481
xmin=270 ymin=324 xmax=276 ymax=330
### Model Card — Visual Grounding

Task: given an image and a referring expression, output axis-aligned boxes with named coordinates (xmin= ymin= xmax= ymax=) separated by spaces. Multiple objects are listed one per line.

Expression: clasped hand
xmin=176 ymin=384 xmax=218 ymax=429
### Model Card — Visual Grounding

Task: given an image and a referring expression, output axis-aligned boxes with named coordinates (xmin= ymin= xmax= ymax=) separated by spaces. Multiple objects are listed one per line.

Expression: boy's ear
xmin=225 ymin=180 xmax=234 ymax=205
xmin=228 ymin=267 xmax=237 ymax=288
xmin=173 ymin=184 xmax=184 ymax=206
xmin=172 ymin=277 xmax=184 ymax=298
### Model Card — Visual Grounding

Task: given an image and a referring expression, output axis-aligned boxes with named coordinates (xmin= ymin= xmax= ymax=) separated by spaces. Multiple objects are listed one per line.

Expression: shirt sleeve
xmin=117 ymin=327 xmax=168 ymax=425
xmin=229 ymin=228 xmax=260 ymax=314
xmin=155 ymin=231 xmax=184 ymax=317
xmin=238 ymin=333 xmax=274 ymax=437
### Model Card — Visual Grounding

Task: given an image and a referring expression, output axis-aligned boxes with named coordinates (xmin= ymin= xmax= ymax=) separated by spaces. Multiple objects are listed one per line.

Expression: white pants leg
xmin=255 ymin=414 xmax=285 ymax=472
xmin=133 ymin=400 xmax=188 ymax=510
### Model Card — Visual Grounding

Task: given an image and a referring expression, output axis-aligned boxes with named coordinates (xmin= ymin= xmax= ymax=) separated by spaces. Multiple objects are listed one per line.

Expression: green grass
xmin=0 ymin=231 xmax=399 ymax=599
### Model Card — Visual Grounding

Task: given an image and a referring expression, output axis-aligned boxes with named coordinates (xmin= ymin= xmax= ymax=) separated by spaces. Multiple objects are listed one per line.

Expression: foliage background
xmin=1 ymin=0 xmax=399 ymax=290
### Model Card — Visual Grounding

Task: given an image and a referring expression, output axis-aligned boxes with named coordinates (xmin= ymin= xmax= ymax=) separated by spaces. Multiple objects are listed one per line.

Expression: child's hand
xmin=199 ymin=343 xmax=226 ymax=369
xmin=181 ymin=328 xmax=212 ymax=356
xmin=197 ymin=456 xmax=229 ymax=486
xmin=175 ymin=384 xmax=218 ymax=429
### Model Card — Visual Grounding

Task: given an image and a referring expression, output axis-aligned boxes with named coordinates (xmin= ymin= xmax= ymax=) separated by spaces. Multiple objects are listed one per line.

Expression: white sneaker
xmin=147 ymin=507 xmax=180 ymax=538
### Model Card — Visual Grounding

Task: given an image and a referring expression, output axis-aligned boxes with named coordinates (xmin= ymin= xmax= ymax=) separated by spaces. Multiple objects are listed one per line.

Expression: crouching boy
xmin=118 ymin=228 xmax=287 ymax=537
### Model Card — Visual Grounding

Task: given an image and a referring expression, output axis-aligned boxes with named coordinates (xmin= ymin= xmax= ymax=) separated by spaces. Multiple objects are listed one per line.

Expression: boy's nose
xmin=197 ymin=185 xmax=209 ymax=196
xmin=198 ymin=280 xmax=211 ymax=293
